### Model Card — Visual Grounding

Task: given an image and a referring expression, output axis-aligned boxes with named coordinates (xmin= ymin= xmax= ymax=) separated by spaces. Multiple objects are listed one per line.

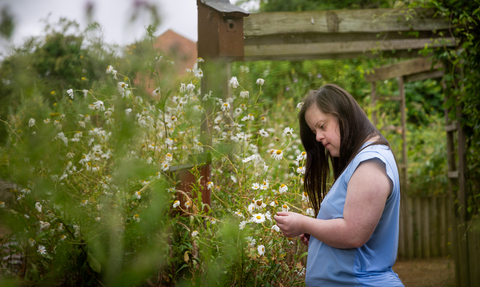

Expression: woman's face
xmin=304 ymin=105 xmax=341 ymax=157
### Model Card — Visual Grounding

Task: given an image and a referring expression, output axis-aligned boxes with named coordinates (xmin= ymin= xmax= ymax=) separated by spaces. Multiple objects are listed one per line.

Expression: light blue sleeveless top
xmin=305 ymin=143 xmax=404 ymax=287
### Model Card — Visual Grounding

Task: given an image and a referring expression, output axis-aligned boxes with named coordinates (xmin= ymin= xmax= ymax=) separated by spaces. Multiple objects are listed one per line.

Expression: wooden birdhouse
xmin=197 ymin=0 xmax=250 ymax=61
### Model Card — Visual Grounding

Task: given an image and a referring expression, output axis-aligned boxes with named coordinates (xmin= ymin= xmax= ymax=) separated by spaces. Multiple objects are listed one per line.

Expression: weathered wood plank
xmin=364 ymin=57 xmax=444 ymax=82
xmin=415 ymin=196 xmax=422 ymax=258
xmin=245 ymin=38 xmax=455 ymax=60
xmin=244 ymin=8 xmax=451 ymax=36
xmin=406 ymin=195 xmax=414 ymax=259
xmin=404 ymin=69 xmax=444 ymax=83
xmin=429 ymin=196 xmax=437 ymax=257
xmin=244 ymin=31 xmax=441 ymax=46
xmin=421 ymin=197 xmax=430 ymax=258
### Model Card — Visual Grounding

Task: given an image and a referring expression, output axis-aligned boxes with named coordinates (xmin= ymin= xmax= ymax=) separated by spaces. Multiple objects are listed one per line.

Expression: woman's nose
xmin=316 ymin=132 xmax=324 ymax=142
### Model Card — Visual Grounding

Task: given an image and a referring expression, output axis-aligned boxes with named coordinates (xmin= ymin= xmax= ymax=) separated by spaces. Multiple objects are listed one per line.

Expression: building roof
xmin=154 ymin=29 xmax=197 ymax=75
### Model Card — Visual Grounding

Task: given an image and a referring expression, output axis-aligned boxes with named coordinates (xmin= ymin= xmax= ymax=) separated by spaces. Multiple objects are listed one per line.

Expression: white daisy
xmin=271 ymin=224 xmax=280 ymax=232
xmin=192 ymin=230 xmax=199 ymax=237
xmin=239 ymin=221 xmax=247 ymax=229
xmin=229 ymin=76 xmax=239 ymax=89
xmin=37 ymin=245 xmax=47 ymax=255
xmin=239 ymin=90 xmax=249 ymax=98
xmin=252 ymin=183 xmax=260 ymax=190
xmin=271 ymin=149 xmax=283 ymax=161
xmin=282 ymin=204 xmax=290 ymax=212
xmin=279 ymin=184 xmax=288 ymax=194
xmin=256 ymin=78 xmax=265 ymax=86
xmin=173 ymin=200 xmax=180 ymax=208
xmin=247 ymin=203 xmax=256 ymax=213
xmin=283 ymin=127 xmax=294 ymax=136
xmin=306 ymin=208 xmax=315 ymax=217
xmin=258 ymin=244 xmax=265 ymax=256
xmin=251 ymin=213 xmax=266 ymax=224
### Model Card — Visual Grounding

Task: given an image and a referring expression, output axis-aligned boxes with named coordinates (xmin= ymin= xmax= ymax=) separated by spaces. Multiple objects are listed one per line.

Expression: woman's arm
xmin=274 ymin=159 xmax=392 ymax=249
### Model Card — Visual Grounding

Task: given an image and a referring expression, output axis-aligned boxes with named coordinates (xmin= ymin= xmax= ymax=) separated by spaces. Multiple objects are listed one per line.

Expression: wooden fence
xmin=398 ymin=193 xmax=454 ymax=259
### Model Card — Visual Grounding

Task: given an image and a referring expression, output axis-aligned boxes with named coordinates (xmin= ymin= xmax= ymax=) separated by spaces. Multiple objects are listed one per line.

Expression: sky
xmin=0 ymin=0 xmax=256 ymax=57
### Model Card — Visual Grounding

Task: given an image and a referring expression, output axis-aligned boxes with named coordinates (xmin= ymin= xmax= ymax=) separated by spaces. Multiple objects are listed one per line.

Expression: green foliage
xmin=411 ymin=0 xmax=480 ymax=214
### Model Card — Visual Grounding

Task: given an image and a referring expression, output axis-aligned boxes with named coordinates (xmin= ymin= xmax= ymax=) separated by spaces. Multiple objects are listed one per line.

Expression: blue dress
xmin=305 ymin=143 xmax=404 ymax=286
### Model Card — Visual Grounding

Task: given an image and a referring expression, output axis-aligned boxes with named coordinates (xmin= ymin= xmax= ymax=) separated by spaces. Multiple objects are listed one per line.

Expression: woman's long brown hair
xmin=298 ymin=84 xmax=390 ymax=216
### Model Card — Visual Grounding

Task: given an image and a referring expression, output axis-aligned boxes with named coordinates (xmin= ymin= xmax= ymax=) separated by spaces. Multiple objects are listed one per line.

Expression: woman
xmin=274 ymin=84 xmax=404 ymax=286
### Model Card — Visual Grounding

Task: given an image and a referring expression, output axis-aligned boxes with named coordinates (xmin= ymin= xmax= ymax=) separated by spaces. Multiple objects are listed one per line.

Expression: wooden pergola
xmin=193 ymin=0 xmax=454 ymax=207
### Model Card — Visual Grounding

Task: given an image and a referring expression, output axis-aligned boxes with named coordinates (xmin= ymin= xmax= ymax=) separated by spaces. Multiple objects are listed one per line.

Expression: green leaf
xmin=299 ymin=251 xmax=309 ymax=260
xmin=87 ymin=252 xmax=102 ymax=273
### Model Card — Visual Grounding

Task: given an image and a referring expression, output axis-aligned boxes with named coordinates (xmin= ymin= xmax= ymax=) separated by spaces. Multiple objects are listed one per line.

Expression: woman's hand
xmin=300 ymin=233 xmax=310 ymax=246
xmin=273 ymin=212 xmax=306 ymax=238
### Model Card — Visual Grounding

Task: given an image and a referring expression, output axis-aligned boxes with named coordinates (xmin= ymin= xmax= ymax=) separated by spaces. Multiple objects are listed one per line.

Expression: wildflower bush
xmin=0 ymin=51 xmax=313 ymax=286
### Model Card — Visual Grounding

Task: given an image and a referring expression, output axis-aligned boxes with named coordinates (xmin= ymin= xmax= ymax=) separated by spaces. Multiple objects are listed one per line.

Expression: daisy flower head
xmin=61 ymin=235 xmax=67 ymax=241
xmin=133 ymin=214 xmax=140 ymax=222
xmin=306 ymin=208 xmax=315 ymax=217
xmin=167 ymin=187 xmax=176 ymax=193
xmin=229 ymin=76 xmax=239 ymax=89
xmin=28 ymin=118 xmax=35 ymax=127
xmin=184 ymin=201 xmax=191 ymax=209
xmin=297 ymin=166 xmax=305 ymax=174
xmin=221 ymin=102 xmax=230 ymax=111
xmin=282 ymin=204 xmax=290 ymax=212
xmin=162 ymin=161 xmax=170 ymax=171
xmin=259 ymin=129 xmax=269 ymax=137
xmin=165 ymin=153 xmax=173 ymax=162
xmin=247 ymin=203 xmax=256 ymax=213
xmin=173 ymin=200 xmax=180 ymax=208
xmin=260 ymin=179 xmax=269 ymax=190
xmin=234 ymin=211 xmax=244 ymax=218
xmin=254 ymin=198 xmax=266 ymax=210
xmin=261 ymin=116 xmax=267 ymax=123
xmin=252 ymin=213 xmax=265 ymax=224
xmin=246 ymin=236 xmax=256 ymax=247
xmin=135 ymin=191 xmax=141 ymax=199
xmin=35 ymin=202 xmax=42 ymax=213
xmin=269 ymin=200 xmax=278 ymax=207
xmin=106 ymin=65 xmax=114 ymax=74
xmin=258 ymin=244 xmax=265 ymax=256
xmin=297 ymin=102 xmax=304 ymax=109
xmin=186 ymin=82 xmax=195 ymax=92
xmin=29 ymin=238 xmax=36 ymax=247
xmin=271 ymin=224 xmax=280 ymax=232
xmin=83 ymin=89 xmax=89 ymax=98
xmin=283 ymin=127 xmax=294 ymax=136
xmin=271 ymin=149 xmax=283 ymax=161
xmin=192 ymin=230 xmax=199 ymax=237
xmin=302 ymin=192 xmax=309 ymax=202
xmin=297 ymin=151 xmax=307 ymax=161
xmin=240 ymin=90 xmax=249 ymax=98
xmin=38 ymin=245 xmax=47 ymax=255
xmin=67 ymin=89 xmax=74 ymax=99
xmin=256 ymin=78 xmax=265 ymax=86
xmin=152 ymin=87 xmax=160 ymax=97
xmin=239 ymin=220 xmax=247 ymax=230
xmin=279 ymin=184 xmax=288 ymax=194
xmin=207 ymin=181 xmax=214 ymax=190
xmin=252 ymin=183 xmax=260 ymax=190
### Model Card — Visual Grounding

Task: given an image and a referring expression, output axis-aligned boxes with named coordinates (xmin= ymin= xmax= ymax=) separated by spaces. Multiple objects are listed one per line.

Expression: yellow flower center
xmin=256 ymin=215 xmax=262 ymax=220
xmin=276 ymin=150 xmax=282 ymax=155
xmin=281 ymin=184 xmax=286 ymax=188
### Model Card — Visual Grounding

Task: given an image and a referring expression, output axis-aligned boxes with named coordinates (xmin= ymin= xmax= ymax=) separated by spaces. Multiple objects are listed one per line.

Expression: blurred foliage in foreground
xmin=1 ymin=0 xmax=479 ymax=282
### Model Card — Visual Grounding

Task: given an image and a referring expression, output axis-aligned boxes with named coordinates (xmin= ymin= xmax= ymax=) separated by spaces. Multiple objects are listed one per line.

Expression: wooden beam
xmin=244 ymin=8 xmax=451 ymax=36
xmin=364 ymin=57 xmax=444 ymax=83
xmin=244 ymin=49 xmax=427 ymax=61
xmin=245 ymin=38 xmax=454 ymax=60
xmin=405 ymin=69 xmax=444 ymax=83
